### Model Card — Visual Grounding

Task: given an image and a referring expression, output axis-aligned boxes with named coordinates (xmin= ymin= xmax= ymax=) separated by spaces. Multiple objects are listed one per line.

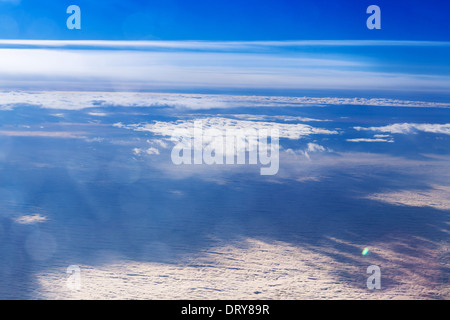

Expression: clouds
xmin=0 ymin=130 xmax=87 ymax=138
xmin=0 ymin=47 xmax=368 ymax=91
xmin=0 ymin=40 xmax=450 ymax=92
xmin=115 ymin=117 xmax=338 ymax=141
xmin=88 ymin=112 xmax=108 ymax=117
xmin=2 ymin=91 xmax=449 ymax=111
xmin=1 ymin=89 xmax=449 ymax=169
xmin=133 ymin=147 xmax=160 ymax=156
xmin=347 ymin=138 xmax=394 ymax=143
xmin=349 ymin=122 xmax=450 ymax=143
xmin=365 ymin=185 xmax=450 ymax=211
xmin=1 ymin=39 xmax=449 ymax=51
xmin=285 ymin=143 xmax=330 ymax=161
xmin=305 ymin=143 xmax=327 ymax=152
xmin=225 ymin=114 xmax=331 ymax=122
xmin=14 ymin=214 xmax=47 ymax=224
xmin=354 ymin=123 xmax=450 ymax=135
xmin=117 ymin=118 xmax=335 ymax=172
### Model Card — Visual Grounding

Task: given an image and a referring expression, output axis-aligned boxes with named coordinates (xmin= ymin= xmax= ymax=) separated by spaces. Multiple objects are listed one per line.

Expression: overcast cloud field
xmin=1 ymin=90 xmax=449 ymax=299
xmin=0 ymin=0 xmax=449 ymax=300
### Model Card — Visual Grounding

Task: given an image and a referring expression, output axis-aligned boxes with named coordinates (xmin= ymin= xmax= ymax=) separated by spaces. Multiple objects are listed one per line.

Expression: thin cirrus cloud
xmin=2 ymin=39 xmax=450 ymax=50
xmin=0 ymin=130 xmax=87 ymax=138
xmin=346 ymin=138 xmax=394 ymax=143
xmin=0 ymin=39 xmax=449 ymax=92
xmin=354 ymin=123 xmax=450 ymax=135
xmin=221 ymin=114 xmax=332 ymax=122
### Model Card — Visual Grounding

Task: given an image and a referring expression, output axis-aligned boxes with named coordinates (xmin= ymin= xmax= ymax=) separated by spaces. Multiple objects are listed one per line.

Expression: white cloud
xmin=145 ymin=147 xmax=160 ymax=155
xmin=14 ymin=214 xmax=47 ymax=224
xmin=0 ymin=40 xmax=449 ymax=92
xmin=151 ymin=139 xmax=170 ymax=148
xmin=116 ymin=118 xmax=335 ymax=167
xmin=365 ymin=185 xmax=450 ymax=210
xmin=346 ymin=138 xmax=394 ymax=143
xmin=300 ymin=143 xmax=329 ymax=160
xmin=2 ymin=91 xmax=448 ymax=111
xmin=306 ymin=143 xmax=326 ymax=152
xmin=116 ymin=117 xmax=338 ymax=141
xmin=88 ymin=112 xmax=107 ymax=117
xmin=282 ymin=143 xmax=329 ymax=161
xmin=295 ymin=176 xmax=322 ymax=183
xmin=0 ymin=48 xmax=374 ymax=91
xmin=373 ymin=134 xmax=391 ymax=138
xmin=1 ymin=39 xmax=449 ymax=51
xmin=354 ymin=123 xmax=450 ymax=135
xmin=224 ymin=114 xmax=331 ymax=122
xmin=300 ymin=143 xmax=326 ymax=160
xmin=133 ymin=145 xmax=161 ymax=156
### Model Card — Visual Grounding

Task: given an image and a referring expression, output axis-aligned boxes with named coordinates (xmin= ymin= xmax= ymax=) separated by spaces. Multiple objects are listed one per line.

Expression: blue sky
xmin=0 ymin=0 xmax=449 ymax=41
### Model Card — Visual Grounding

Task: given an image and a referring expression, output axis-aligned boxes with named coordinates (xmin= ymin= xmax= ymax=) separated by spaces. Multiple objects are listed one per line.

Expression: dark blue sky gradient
xmin=0 ymin=0 xmax=449 ymax=41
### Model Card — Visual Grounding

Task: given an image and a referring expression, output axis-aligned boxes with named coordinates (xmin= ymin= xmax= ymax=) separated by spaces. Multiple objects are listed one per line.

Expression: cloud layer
xmin=0 ymin=40 xmax=449 ymax=92
xmin=1 ymin=91 xmax=449 ymax=111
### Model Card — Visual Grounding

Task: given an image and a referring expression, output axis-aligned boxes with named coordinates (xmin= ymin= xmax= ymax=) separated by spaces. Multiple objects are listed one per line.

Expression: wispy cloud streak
xmin=354 ymin=123 xmax=450 ymax=135
xmin=0 ymin=40 xmax=449 ymax=92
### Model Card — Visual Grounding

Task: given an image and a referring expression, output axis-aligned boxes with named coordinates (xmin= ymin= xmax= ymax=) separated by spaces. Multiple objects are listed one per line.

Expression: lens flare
xmin=362 ymin=248 xmax=370 ymax=256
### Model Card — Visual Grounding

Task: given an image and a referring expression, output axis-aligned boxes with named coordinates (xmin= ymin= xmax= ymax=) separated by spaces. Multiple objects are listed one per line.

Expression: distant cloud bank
xmin=1 ymin=91 xmax=449 ymax=111
xmin=0 ymin=40 xmax=449 ymax=93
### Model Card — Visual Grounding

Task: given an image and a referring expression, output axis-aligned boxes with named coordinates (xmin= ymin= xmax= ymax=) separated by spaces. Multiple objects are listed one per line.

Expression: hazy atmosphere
xmin=0 ymin=0 xmax=449 ymax=300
